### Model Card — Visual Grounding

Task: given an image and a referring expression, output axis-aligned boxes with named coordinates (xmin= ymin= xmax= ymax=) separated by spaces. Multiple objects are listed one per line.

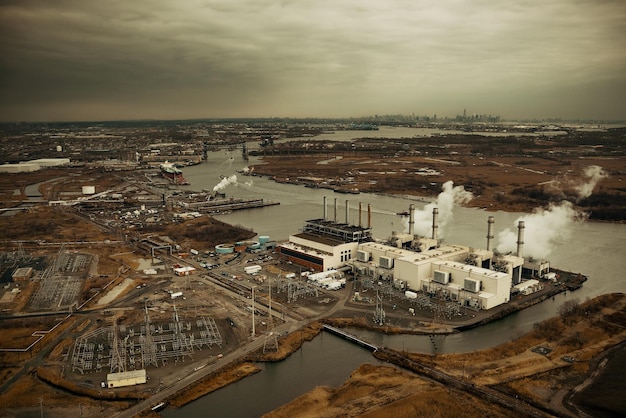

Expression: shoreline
xmin=165 ymin=269 xmax=588 ymax=409
xmin=171 ymin=293 xmax=626 ymax=417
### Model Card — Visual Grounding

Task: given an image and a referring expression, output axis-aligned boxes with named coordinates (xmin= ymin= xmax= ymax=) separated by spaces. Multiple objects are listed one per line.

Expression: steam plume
xmin=574 ymin=165 xmax=608 ymax=200
xmin=409 ymin=181 xmax=472 ymax=237
xmin=213 ymin=174 xmax=238 ymax=192
xmin=496 ymin=201 xmax=586 ymax=259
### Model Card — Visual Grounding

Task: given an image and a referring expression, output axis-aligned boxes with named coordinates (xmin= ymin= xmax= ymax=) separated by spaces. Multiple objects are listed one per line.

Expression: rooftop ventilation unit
xmin=379 ymin=256 xmax=394 ymax=269
xmin=433 ymin=270 xmax=450 ymax=284
xmin=357 ymin=250 xmax=370 ymax=262
xmin=464 ymin=278 xmax=481 ymax=293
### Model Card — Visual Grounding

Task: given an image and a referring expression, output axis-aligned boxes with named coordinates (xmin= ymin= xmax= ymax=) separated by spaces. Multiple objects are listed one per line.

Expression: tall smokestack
xmin=345 ymin=200 xmax=349 ymax=224
xmin=368 ymin=204 xmax=372 ymax=229
xmin=408 ymin=204 xmax=415 ymax=236
xmin=516 ymin=220 xmax=525 ymax=258
xmin=431 ymin=207 xmax=439 ymax=241
xmin=486 ymin=216 xmax=494 ymax=251
xmin=323 ymin=196 xmax=327 ymax=220
xmin=334 ymin=198 xmax=338 ymax=223
xmin=359 ymin=202 xmax=362 ymax=227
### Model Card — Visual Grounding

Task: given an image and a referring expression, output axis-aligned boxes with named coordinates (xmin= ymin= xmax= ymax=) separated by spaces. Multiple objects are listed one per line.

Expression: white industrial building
xmin=0 ymin=158 xmax=70 ymax=173
xmin=105 ymin=369 xmax=147 ymax=388
xmin=279 ymin=198 xmax=530 ymax=311
xmin=26 ymin=158 xmax=71 ymax=167
xmin=278 ymin=234 xmax=359 ymax=271
xmin=173 ymin=266 xmax=195 ymax=276
xmin=277 ymin=197 xmax=373 ymax=271
xmin=0 ymin=163 xmax=41 ymax=173
xmin=353 ymin=242 xmax=517 ymax=310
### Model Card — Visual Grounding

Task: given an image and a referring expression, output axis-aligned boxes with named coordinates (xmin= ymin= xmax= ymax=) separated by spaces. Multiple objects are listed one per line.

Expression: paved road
xmin=110 ymin=318 xmax=300 ymax=418
xmin=110 ymin=280 xmax=355 ymax=417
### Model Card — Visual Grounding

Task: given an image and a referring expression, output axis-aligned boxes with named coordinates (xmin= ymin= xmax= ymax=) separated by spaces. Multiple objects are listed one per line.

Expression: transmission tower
xmin=172 ymin=303 xmax=193 ymax=359
xmin=109 ymin=319 xmax=126 ymax=373
xmin=16 ymin=242 xmax=27 ymax=260
xmin=263 ymin=279 xmax=278 ymax=353
xmin=373 ymin=290 xmax=386 ymax=326
xmin=140 ymin=301 xmax=158 ymax=369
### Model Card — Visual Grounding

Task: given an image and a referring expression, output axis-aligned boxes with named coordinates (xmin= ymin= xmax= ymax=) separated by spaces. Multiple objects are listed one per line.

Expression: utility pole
xmin=263 ymin=278 xmax=278 ymax=353
xmin=251 ymin=286 xmax=256 ymax=337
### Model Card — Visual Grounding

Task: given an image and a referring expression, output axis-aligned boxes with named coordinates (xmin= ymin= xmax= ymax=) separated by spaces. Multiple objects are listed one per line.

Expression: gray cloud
xmin=1 ymin=0 xmax=625 ymax=121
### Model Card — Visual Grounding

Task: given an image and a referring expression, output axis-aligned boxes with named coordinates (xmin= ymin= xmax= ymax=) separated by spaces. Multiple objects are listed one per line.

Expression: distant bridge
xmin=322 ymin=324 xmax=378 ymax=352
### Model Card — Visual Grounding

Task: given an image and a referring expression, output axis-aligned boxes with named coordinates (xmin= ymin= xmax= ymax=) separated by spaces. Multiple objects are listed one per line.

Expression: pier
xmin=322 ymin=324 xmax=378 ymax=352
xmin=183 ymin=198 xmax=279 ymax=213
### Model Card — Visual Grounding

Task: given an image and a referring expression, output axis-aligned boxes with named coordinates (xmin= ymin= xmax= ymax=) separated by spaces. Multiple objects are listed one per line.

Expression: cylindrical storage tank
xmin=238 ymin=240 xmax=260 ymax=252
xmin=56 ymin=145 xmax=63 ymax=152
xmin=215 ymin=244 xmax=234 ymax=254
xmin=259 ymin=236 xmax=270 ymax=245
xmin=82 ymin=185 xmax=96 ymax=195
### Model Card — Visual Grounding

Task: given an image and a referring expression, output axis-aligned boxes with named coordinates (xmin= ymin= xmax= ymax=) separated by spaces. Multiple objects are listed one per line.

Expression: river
xmin=163 ymin=333 xmax=376 ymax=418
xmin=163 ymin=139 xmax=626 ymax=417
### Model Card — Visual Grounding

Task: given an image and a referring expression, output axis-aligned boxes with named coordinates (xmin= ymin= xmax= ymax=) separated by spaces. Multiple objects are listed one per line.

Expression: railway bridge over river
xmin=321 ymin=324 xmax=378 ymax=351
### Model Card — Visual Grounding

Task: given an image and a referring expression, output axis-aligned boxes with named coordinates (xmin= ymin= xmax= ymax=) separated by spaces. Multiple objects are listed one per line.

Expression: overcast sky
xmin=1 ymin=0 xmax=625 ymax=122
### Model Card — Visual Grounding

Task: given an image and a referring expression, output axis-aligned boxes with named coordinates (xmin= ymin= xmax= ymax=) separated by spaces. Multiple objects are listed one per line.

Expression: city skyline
xmin=1 ymin=0 xmax=625 ymax=123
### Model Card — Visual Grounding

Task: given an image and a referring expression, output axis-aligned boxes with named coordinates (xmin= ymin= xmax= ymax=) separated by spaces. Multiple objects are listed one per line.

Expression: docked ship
xmin=160 ymin=161 xmax=189 ymax=185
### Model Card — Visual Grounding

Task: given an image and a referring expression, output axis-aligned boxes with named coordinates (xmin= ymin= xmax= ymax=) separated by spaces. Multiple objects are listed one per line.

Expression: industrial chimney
xmin=345 ymin=200 xmax=349 ymax=224
xmin=431 ymin=207 xmax=439 ymax=241
xmin=516 ymin=221 xmax=525 ymax=258
xmin=323 ymin=196 xmax=327 ymax=220
xmin=334 ymin=198 xmax=338 ymax=223
xmin=368 ymin=204 xmax=372 ymax=229
xmin=486 ymin=216 xmax=495 ymax=251
xmin=358 ymin=202 xmax=362 ymax=227
xmin=408 ymin=204 xmax=415 ymax=236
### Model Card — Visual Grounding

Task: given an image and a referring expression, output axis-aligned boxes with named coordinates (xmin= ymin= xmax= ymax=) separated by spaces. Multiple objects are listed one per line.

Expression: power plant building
xmin=279 ymin=197 xmax=528 ymax=311
xmin=353 ymin=242 xmax=514 ymax=310
xmin=277 ymin=197 xmax=374 ymax=271
xmin=278 ymin=219 xmax=373 ymax=271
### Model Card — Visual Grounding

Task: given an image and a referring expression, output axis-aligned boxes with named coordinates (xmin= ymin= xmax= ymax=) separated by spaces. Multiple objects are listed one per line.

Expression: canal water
xmin=162 ymin=332 xmax=377 ymax=418
xmin=165 ymin=139 xmax=626 ymax=416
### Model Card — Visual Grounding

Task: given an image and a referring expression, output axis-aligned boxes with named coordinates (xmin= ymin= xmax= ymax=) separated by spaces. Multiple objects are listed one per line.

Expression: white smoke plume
xmin=496 ymin=201 xmax=586 ymax=259
xmin=409 ymin=181 xmax=473 ymax=237
xmin=213 ymin=175 xmax=238 ymax=192
xmin=574 ymin=165 xmax=608 ymax=200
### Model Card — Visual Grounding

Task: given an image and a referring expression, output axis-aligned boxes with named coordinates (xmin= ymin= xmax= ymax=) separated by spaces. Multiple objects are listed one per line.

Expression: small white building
xmin=105 ymin=369 xmax=147 ymax=388
xmin=173 ymin=266 xmax=195 ymax=276
xmin=513 ymin=279 xmax=542 ymax=295
xmin=12 ymin=267 xmax=33 ymax=281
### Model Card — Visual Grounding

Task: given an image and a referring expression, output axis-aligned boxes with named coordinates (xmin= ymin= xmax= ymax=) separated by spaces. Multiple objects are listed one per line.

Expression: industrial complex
xmin=278 ymin=197 xmax=542 ymax=312
xmin=2 ymin=119 xmax=616 ymax=418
